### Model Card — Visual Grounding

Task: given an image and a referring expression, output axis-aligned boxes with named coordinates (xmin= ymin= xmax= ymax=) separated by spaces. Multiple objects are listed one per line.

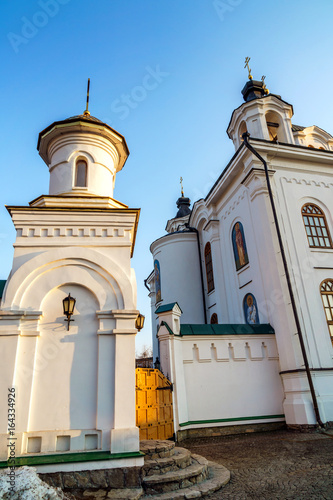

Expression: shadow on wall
xmin=28 ymin=284 xmax=107 ymax=451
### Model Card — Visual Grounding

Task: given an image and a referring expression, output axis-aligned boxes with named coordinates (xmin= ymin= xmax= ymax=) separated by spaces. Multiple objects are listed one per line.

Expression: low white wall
xmin=158 ymin=324 xmax=285 ymax=434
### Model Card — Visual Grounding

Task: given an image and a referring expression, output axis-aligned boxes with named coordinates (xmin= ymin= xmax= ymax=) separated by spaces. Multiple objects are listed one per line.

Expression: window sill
xmin=237 ymin=263 xmax=250 ymax=274
xmin=308 ymin=247 xmax=333 ymax=253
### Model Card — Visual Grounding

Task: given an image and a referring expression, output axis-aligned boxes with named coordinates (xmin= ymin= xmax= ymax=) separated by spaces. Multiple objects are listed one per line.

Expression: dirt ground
xmin=181 ymin=428 xmax=333 ymax=499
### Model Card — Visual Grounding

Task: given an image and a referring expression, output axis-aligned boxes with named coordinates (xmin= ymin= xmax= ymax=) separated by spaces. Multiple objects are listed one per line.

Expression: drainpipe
xmin=242 ymin=132 xmax=324 ymax=428
xmin=186 ymin=226 xmax=208 ymax=324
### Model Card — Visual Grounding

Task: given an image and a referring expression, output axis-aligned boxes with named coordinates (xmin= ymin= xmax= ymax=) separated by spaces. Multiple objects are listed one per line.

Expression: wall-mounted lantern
xmin=63 ymin=293 xmax=76 ymax=330
xmin=135 ymin=313 xmax=145 ymax=331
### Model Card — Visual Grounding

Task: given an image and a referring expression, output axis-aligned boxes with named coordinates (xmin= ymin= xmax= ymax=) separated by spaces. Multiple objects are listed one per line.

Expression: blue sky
xmin=1 ymin=0 xmax=333 ymax=351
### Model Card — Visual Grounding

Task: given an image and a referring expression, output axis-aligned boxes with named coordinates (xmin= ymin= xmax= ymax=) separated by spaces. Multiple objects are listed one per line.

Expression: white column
xmin=109 ymin=310 xmax=140 ymax=454
xmin=96 ymin=311 xmax=116 ymax=450
xmin=15 ymin=313 xmax=42 ymax=434
xmin=156 ymin=305 xmax=188 ymax=436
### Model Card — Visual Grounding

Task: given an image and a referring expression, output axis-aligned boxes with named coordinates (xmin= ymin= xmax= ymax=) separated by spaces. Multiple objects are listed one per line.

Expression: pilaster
xmin=15 ymin=312 xmax=42 ymax=434
xmin=99 ymin=310 xmax=140 ymax=454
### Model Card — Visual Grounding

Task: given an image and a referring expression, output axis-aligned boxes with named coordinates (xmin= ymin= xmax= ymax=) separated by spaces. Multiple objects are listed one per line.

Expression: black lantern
xmin=135 ymin=313 xmax=145 ymax=331
xmin=63 ymin=293 xmax=76 ymax=330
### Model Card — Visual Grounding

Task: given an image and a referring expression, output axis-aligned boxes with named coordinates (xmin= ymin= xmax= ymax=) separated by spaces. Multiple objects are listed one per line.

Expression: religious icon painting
xmin=232 ymin=222 xmax=249 ymax=271
xmin=154 ymin=259 xmax=161 ymax=304
xmin=243 ymin=293 xmax=260 ymax=325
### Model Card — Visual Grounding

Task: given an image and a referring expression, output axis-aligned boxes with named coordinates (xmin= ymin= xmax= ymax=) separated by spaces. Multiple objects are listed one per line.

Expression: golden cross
xmin=261 ymin=75 xmax=269 ymax=95
xmin=180 ymin=176 xmax=184 ymax=197
xmin=244 ymin=57 xmax=253 ymax=80
xmin=84 ymin=78 xmax=90 ymax=115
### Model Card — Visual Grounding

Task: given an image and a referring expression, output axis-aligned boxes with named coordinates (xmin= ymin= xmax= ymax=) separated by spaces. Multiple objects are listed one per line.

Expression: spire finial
xmin=180 ymin=176 xmax=184 ymax=197
xmin=84 ymin=78 xmax=90 ymax=116
xmin=261 ymin=75 xmax=269 ymax=95
xmin=244 ymin=57 xmax=253 ymax=80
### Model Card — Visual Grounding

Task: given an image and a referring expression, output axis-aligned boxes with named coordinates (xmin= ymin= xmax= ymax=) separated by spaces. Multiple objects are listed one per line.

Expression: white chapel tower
xmin=0 ymin=100 xmax=143 ymax=472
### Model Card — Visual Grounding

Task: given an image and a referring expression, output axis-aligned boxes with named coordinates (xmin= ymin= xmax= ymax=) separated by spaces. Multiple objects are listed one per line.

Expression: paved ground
xmin=181 ymin=428 xmax=333 ymax=499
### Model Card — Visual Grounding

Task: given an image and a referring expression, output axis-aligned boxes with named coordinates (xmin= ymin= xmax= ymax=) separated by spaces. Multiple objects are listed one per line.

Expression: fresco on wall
xmin=243 ymin=293 xmax=260 ymax=324
xmin=232 ymin=222 xmax=249 ymax=271
xmin=154 ymin=259 xmax=161 ymax=304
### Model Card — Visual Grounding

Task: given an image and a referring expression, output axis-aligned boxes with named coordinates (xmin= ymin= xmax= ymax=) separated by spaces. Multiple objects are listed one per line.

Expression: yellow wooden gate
xmin=136 ymin=368 xmax=174 ymax=440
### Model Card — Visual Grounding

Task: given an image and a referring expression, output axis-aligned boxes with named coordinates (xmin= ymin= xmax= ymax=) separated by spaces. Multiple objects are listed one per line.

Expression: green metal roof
xmin=0 ymin=280 xmax=6 ymax=299
xmin=180 ymin=324 xmax=274 ymax=336
xmin=155 ymin=302 xmax=182 ymax=314
xmin=161 ymin=321 xmax=174 ymax=335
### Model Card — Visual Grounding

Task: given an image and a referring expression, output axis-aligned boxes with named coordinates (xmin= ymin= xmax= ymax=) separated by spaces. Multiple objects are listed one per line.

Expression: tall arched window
xmin=302 ymin=204 xmax=332 ymax=248
xmin=75 ymin=159 xmax=87 ymax=187
xmin=154 ymin=259 xmax=161 ymax=304
xmin=320 ymin=279 xmax=333 ymax=345
xmin=204 ymin=242 xmax=215 ymax=293
xmin=265 ymin=111 xmax=286 ymax=142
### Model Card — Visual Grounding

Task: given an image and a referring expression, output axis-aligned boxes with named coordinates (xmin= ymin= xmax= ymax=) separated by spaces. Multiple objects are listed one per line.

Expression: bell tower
xmin=227 ymin=71 xmax=295 ymax=150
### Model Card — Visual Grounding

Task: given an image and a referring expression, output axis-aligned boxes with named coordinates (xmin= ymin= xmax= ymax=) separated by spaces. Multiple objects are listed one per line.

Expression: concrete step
xmin=142 ymin=456 xmax=209 ymax=495
xmin=141 ymin=460 xmax=230 ymax=499
xmin=140 ymin=440 xmax=175 ymax=460
xmin=143 ymin=447 xmax=192 ymax=476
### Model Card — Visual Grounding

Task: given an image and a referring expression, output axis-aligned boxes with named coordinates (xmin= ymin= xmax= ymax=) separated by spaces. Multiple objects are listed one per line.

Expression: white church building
xmin=0 ymin=106 xmax=144 ymax=473
xmin=146 ymin=76 xmax=333 ymax=438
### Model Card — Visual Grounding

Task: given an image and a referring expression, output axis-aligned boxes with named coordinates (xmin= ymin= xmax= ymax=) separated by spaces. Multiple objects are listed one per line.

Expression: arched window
xmin=265 ymin=111 xmax=286 ymax=142
xmin=210 ymin=313 xmax=218 ymax=324
xmin=302 ymin=204 xmax=332 ymax=248
xmin=320 ymin=279 xmax=333 ymax=345
xmin=204 ymin=242 xmax=215 ymax=293
xmin=75 ymin=159 xmax=87 ymax=187
xmin=154 ymin=259 xmax=161 ymax=304
xmin=239 ymin=121 xmax=247 ymax=141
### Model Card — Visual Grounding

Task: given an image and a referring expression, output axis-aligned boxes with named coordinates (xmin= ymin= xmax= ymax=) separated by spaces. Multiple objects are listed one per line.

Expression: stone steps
xmin=144 ymin=461 xmax=230 ymax=499
xmin=143 ymin=447 xmax=192 ymax=476
xmin=139 ymin=441 xmax=230 ymax=498
xmin=143 ymin=457 xmax=208 ymax=495
xmin=140 ymin=440 xmax=175 ymax=459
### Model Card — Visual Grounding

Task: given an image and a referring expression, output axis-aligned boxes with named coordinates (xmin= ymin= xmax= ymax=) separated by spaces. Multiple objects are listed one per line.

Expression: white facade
xmin=0 ymin=113 xmax=143 ymax=471
xmin=147 ymin=79 xmax=333 ymax=430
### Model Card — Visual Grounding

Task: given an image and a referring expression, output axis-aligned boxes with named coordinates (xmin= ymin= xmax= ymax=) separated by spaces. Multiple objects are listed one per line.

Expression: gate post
xmin=156 ymin=302 xmax=189 ymax=439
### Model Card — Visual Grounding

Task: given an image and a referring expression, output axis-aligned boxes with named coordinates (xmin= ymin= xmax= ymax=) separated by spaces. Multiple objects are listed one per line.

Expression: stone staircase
xmin=138 ymin=439 xmax=230 ymax=499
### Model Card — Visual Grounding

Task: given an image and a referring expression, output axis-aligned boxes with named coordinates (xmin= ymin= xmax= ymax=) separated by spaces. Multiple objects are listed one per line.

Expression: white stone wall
xmin=157 ymin=320 xmax=284 ymax=434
